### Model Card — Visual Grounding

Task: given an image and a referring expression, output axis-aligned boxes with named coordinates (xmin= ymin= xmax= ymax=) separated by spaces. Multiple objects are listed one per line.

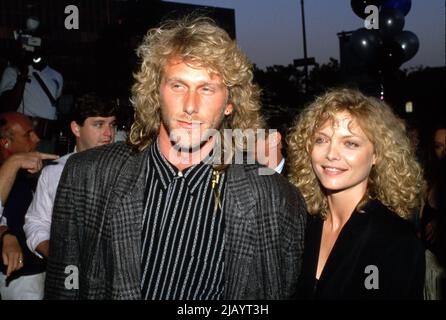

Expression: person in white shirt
xmin=24 ymin=93 xmax=117 ymax=259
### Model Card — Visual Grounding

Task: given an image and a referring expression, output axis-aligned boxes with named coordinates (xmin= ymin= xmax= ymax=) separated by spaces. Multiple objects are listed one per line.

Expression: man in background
xmin=25 ymin=94 xmax=116 ymax=260
xmin=0 ymin=112 xmax=58 ymax=299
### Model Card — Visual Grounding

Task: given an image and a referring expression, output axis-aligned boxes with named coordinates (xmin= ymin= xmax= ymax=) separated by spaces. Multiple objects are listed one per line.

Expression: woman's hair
xmin=287 ymin=88 xmax=425 ymax=219
xmin=129 ymin=16 xmax=263 ymax=151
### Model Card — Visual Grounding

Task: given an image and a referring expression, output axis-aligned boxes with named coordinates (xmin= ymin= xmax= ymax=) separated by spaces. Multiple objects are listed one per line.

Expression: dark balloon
xmin=379 ymin=8 xmax=405 ymax=39
xmin=394 ymin=30 xmax=419 ymax=62
xmin=351 ymin=0 xmax=385 ymax=19
xmin=381 ymin=0 xmax=412 ymax=16
xmin=350 ymin=28 xmax=382 ymax=64
xmin=376 ymin=41 xmax=404 ymax=71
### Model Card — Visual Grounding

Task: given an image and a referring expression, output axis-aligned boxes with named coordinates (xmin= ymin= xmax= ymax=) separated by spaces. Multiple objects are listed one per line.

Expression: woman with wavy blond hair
xmin=288 ymin=88 xmax=425 ymax=299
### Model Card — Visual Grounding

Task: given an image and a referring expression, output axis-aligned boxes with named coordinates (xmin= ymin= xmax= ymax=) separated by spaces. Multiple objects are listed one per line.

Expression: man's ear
xmin=224 ymin=103 xmax=233 ymax=116
xmin=70 ymin=121 xmax=81 ymax=138
xmin=275 ymin=131 xmax=282 ymax=146
xmin=0 ymin=137 xmax=10 ymax=149
xmin=268 ymin=131 xmax=282 ymax=148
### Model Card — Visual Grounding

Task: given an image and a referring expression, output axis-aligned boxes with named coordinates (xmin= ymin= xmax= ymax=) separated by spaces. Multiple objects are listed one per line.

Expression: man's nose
xmin=183 ymin=91 xmax=199 ymax=115
xmin=32 ymin=131 xmax=40 ymax=144
xmin=103 ymin=125 xmax=113 ymax=137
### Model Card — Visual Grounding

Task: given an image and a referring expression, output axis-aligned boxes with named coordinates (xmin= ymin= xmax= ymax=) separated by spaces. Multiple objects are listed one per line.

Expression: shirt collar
xmin=149 ymin=140 xmax=213 ymax=194
xmin=275 ymin=157 xmax=285 ymax=174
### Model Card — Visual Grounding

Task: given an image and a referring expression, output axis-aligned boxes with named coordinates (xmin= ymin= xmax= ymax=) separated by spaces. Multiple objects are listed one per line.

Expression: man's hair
xmin=71 ymin=93 xmax=117 ymax=126
xmin=129 ymin=16 xmax=263 ymax=151
xmin=287 ymin=88 xmax=425 ymax=219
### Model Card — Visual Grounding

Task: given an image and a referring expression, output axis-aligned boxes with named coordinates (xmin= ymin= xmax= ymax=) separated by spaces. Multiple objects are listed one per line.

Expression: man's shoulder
xmin=68 ymin=142 xmax=136 ymax=167
xmin=43 ymin=65 xmax=62 ymax=76
xmin=229 ymin=163 xmax=293 ymax=184
xmin=48 ymin=152 xmax=72 ymax=168
xmin=39 ymin=65 xmax=63 ymax=82
xmin=39 ymin=152 xmax=73 ymax=180
xmin=1 ymin=65 xmax=18 ymax=76
xmin=227 ymin=163 xmax=302 ymax=199
xmin=226 ymin=164 xmax=307 ymax=224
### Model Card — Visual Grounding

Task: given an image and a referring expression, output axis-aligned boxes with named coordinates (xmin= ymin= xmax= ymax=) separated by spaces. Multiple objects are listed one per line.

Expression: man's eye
xmin=200 ymin=86 xmax=215 ymax=94
xmin=171 ymin=83 xmax=185 ymax=91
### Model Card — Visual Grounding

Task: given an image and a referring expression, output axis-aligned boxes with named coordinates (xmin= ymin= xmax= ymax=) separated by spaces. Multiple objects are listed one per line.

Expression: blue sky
xmin=168 ymin=0 xmax=445 ymax=70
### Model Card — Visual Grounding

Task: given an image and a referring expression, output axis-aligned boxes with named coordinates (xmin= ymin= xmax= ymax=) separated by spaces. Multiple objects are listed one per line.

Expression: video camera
xmin=14 ymin=30 xmax=42 ymax=52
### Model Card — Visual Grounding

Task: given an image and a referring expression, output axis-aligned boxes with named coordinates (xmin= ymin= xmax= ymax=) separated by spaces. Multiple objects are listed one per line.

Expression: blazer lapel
xmin=223 ymin=164 xmax=257 ymax=299
xmin=317 ymin=211 xmax=371 ymax=293
xmin=109 ymin=148 xmax=150 ymax=299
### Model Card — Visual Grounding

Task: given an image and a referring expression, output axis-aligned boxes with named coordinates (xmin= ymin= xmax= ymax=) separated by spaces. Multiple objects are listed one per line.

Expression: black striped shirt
xmin=140 ymin=141 xmax=226 ymax=300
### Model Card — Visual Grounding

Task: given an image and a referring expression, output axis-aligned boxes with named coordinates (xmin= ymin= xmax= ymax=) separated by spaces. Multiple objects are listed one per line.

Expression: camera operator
xmin=0 ymin=41 xmax=63 ymax=154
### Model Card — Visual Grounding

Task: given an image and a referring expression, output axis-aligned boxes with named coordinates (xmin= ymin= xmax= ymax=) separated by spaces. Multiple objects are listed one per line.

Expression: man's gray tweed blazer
xmin=44 ymin=142 xmax=306 ymax=299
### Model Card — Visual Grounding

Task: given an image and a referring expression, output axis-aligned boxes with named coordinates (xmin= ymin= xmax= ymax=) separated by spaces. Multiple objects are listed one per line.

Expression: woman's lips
xmin=321 ymin=165 xmax=347 ymax=175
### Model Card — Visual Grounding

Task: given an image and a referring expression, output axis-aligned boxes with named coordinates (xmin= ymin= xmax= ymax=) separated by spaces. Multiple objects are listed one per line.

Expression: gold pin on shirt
xmin=212 ymin=169 xmax=222 ymax=210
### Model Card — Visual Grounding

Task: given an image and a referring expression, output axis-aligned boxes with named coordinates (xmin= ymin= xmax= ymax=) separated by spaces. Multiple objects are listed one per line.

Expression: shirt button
xmin=177 ymin=171 xmax=183 ymax=177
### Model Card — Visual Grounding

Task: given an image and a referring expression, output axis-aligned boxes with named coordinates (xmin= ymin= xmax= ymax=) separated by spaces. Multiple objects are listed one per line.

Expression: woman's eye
xmin=314 ymin=136 xmax=326 ymax=144
xmin=345 ymin=141 xmax=359 ymax=148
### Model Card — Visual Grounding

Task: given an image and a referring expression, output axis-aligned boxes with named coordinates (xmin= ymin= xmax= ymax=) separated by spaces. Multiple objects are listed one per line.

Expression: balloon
xmin=351 ymin=0 xmax=385 ymax=19
xmin=350 ymin=28 xmax=382 ymax=64
xmin=376 ymin=41 xmax=404 ymax=71
xmin=381 ymin=0 xmax=412 ymax=16
xmin=394 ymin=30 xmax=419 ymax=62
xmin=379 ymin=8 xmax=405 ymax=39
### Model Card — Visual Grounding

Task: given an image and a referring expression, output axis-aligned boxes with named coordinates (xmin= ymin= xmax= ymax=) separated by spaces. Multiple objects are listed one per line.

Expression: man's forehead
xmin=9 ymin=117 xmax=34 ymax=133
xmin=164 ymin=57 xmax=222 ymax=80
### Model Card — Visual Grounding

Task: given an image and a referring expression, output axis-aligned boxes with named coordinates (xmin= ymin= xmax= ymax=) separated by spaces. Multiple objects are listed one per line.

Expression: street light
xmin=300 ymin=0 xmax=308 ymax=93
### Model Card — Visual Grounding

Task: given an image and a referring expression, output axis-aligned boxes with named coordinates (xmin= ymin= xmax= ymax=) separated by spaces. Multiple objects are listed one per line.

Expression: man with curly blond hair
xmin=44 ymin=16 xmax=306 ymax=300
